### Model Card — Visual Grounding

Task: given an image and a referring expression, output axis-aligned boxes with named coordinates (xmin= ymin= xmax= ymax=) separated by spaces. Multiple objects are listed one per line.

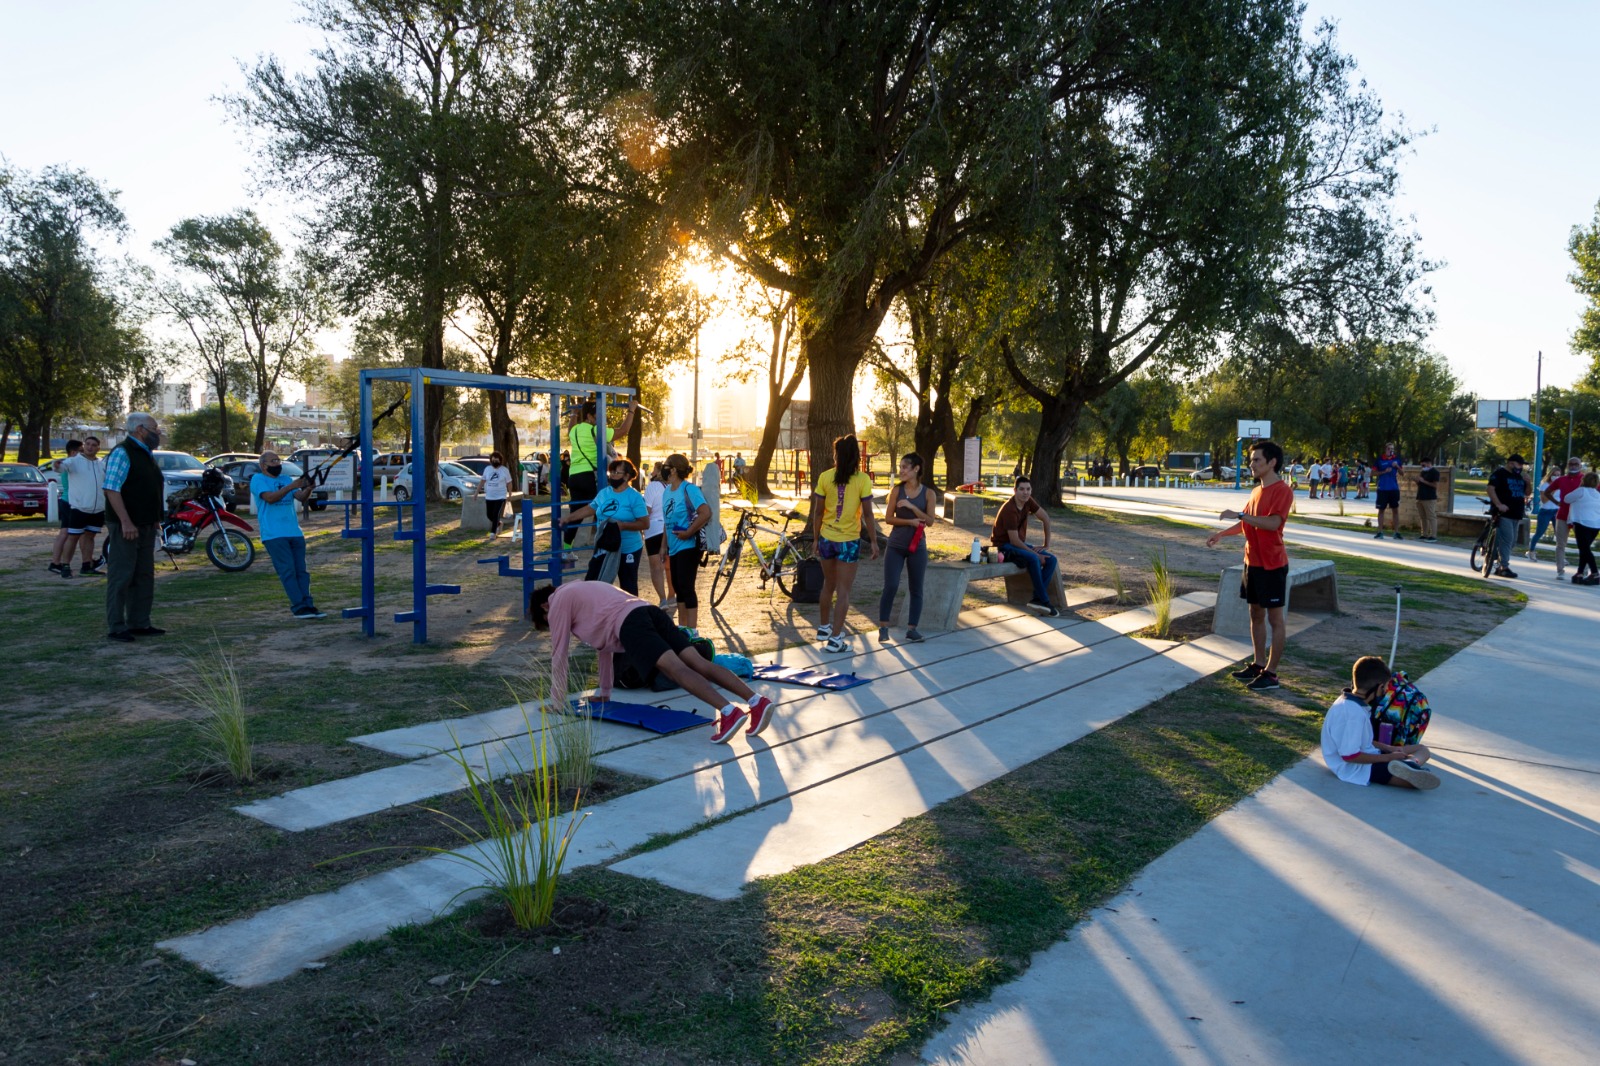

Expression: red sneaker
xmin=710 ymin=709 xmax=747 ymax=744
xmin=745 ymin=695 xmax=775 ymax=736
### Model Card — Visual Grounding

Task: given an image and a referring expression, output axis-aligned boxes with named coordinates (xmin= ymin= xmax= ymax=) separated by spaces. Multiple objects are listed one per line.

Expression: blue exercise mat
xmin=750 ymin=664 xmax=871 ymax=690
xmin=567 ymin=698 xmax=708 ymax=735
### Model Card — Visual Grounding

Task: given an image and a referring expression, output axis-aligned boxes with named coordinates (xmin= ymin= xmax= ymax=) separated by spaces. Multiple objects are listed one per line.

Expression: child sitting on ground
xmin=1320 ymin=655 xmax=1440 ymax=790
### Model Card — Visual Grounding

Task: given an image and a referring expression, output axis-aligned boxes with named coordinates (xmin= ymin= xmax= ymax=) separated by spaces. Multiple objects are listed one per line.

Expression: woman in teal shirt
xmin=564 ymin=458 xmax=650 ymax=594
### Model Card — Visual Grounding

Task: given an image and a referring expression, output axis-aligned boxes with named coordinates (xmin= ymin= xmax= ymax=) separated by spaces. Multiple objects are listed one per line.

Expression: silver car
xmin=393 ymin=461 xmax=482 ymax=501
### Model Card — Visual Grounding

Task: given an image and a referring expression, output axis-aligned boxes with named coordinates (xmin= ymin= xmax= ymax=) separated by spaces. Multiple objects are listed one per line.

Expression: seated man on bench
xmin=530 ymin=581 xmax=773 ymax=746
xmin=991 ymin=476 xmax=1060 ymax=617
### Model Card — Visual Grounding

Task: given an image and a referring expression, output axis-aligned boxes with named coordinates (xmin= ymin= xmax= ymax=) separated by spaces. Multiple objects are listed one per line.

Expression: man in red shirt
xmin=1544 ymin=456 xmax=1584 ymax=580
xmin=1206 ymin=439 xmax=1294 ymax=691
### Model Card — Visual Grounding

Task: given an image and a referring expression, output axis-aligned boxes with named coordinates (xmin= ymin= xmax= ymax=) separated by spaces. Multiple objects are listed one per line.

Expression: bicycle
xmin=1469 ymin=496 xmax=1499 ymax=577
xmin=709 ymin=502 xmax=815 ymax=606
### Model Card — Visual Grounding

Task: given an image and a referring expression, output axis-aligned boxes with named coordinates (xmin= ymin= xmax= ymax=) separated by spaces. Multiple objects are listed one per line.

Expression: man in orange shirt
xmin=1207 ymin=439 xmax=1294 ymax=691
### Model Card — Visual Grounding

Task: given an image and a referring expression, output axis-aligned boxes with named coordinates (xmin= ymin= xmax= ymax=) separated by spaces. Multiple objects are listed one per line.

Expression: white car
xmin=393 ymin=461 xmax=482 ymax=501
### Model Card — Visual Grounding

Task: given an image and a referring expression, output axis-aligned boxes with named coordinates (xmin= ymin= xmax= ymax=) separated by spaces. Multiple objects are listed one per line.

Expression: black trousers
xmin=564 ymin=470 xmax=597 ymax=546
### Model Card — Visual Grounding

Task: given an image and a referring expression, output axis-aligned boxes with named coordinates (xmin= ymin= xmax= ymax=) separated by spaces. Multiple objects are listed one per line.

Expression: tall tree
xmin=138 ymin=264 xmax=243 ymax=448
xmin=234 ymin=0 xmax=527 ymax=498
xmin=572 ymin=0 xmax=1062 ymax=478
xmin=156 ymin=211 xmax=329 ymax=451
xmin=1570 ymin=199 xmax=1600 ymax=377
xmin=0 ymin=164 xmax=145 ymax=464
xmin=723 ymin=283 xmax=806 ymax=497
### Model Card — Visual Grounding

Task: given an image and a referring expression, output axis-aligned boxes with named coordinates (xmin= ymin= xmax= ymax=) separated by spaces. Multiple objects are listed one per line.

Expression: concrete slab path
xmin=921 ymin=487 xmax=1600 ymax=1065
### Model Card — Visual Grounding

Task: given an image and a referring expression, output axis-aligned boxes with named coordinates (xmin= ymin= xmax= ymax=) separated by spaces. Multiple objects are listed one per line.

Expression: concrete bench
xmin=920 ymin=557 xmax=1067 ymax=631
xmin=1212 ymin=560 xmax=1339 ymax=637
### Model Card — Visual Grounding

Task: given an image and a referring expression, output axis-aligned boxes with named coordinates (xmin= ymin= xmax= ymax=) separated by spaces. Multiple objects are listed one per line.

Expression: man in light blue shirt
xmin=251 ymin=450 xmax=324 ymax=619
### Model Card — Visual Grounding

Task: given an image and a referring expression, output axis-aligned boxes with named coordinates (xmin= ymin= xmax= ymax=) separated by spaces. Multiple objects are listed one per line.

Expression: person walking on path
xmin=1546 ymin=456 xmax=1584 ymax=579
xmin=1486 ymin=453 xmax=1528 ymax=579
xmin=531 ymin=580 xmax=775 ymax=744
xmin=1373 ymin=443 xmax=1404 ymax=539
xmin=991 ymin=475 xmax=1061 ymax=617
xmin=1527 ymin=464 xmax=1559 ymax=561
xmin=1320 ymin=655 xmax=1440 ymax=790
xmin=659 ymin=453 xmax=711 ymax=634
xmin=1561 ymin=472 xmax=1600 ymax=585
xmin=1207 ymin=439 xmax=1293 ymax=691
xmin=642 ymin=461 xmax=671 ymax=606
xmin=251 ymin=450 xmax=325 ymax=619
xmin=101 ymin=413 xmax=166 ymax=642
xmin=562 ymin=458 xmax=650 ymax=595
xmin=53 ymin=436 xmax=107 ymax=576
xmin=563 ymin=397 xmax=636 ymax=548
xmin=877 ymin=452 xmax=937 ymax=643
xmin=474 ymin=451 xmax=514 ymax=538
xmin=813 ymin=433 xmax=880 ymax=653
xmin=1416 ymin=457 xmax=1442 ymax=541
xmin=1355 ymin=460 xmax=1370 ymax=499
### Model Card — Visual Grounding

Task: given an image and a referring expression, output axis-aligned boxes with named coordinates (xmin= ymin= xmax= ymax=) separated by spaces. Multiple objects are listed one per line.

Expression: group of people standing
xmin=1301 ymin=457 xmax=1371 ymax=501
xmin=1527 ymin=456 xmax=1600 ymax=584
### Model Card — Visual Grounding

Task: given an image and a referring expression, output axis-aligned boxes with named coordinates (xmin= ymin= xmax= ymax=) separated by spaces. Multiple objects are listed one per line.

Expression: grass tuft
xmin=1146 ymin=547 xmax=1173 ymax=638
xmin=169 ymin=636 xmax=255 ymax=784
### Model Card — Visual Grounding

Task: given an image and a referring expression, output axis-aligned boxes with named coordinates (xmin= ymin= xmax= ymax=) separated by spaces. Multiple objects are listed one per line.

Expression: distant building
xmin=303 ymin=353 xmax=340 ymax=409
xmin=147 ymin=377 xmax=193 ymax=417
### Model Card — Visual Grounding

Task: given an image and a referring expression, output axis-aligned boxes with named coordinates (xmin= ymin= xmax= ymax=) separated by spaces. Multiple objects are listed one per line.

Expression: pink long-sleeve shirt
xmin=546 ymin=581 xmax=650 ymax=706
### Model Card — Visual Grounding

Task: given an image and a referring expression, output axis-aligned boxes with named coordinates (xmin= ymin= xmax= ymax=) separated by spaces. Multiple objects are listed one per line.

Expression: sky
xmin=3 ymin=0 xmax=1598 ymax=405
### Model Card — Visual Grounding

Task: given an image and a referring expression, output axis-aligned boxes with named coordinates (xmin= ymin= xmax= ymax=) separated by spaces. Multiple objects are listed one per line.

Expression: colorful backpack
xmin=1370 ymin=670 xmax=1431 ymax=747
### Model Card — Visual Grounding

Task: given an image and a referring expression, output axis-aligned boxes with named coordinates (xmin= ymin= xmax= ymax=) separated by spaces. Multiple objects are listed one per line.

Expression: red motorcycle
xmin=161 ymin=479 xmax=257 ymax=572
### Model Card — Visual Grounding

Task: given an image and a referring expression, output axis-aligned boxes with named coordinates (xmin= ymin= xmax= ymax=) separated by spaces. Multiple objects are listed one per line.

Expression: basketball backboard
xmin=1476 ymin=400 xmax=1531 ymax=430
xmin=1237 ymin=419 xmax=1271 ymax=439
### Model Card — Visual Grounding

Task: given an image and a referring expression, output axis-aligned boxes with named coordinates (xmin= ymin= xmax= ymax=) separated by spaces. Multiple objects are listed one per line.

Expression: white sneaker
xmin=823 ymin=635 xmax=850 ymax=653
xmin=817 ymin=623 xmax=833 ymax=640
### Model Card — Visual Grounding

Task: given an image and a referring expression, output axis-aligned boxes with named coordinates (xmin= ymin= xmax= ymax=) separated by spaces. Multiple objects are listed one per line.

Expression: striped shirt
xmin=103 ymin=434 xmax=151 ymax=493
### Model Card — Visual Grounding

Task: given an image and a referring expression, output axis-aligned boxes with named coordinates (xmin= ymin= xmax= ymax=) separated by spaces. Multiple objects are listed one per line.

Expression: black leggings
xmin=878 ymin=544 xmax=928 ymax=626
xmin=1575 ymin=523 xmax=1598 ymax=575
xmin=563 ymin=470 xmax=597 ymax=546
xmin=486 ymin=498 xmax=506 ymax=532
xmin=668 ymin=549 xmax=700 ymax=609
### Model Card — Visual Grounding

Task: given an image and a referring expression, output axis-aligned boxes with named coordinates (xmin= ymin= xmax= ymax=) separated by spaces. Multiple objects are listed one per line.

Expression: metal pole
xmin=692 ymin=299 xmax=701 ymax=465
xmin=1556 ymin=407 xmax=1573 ymax=462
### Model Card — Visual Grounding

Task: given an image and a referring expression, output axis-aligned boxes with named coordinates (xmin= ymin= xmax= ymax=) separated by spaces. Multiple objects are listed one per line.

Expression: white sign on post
xmin=962 ymin=437 xmax=982 ymax=485
xmin=318 ymin=456 xmax=358 ymax=492
xmin=1475 ymin=399 xmax=1531 ymax=430
xmin=1237 ymin=419 xmax=1272 ymax=439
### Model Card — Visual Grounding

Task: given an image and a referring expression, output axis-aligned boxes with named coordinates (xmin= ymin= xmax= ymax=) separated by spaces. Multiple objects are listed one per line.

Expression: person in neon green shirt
xmin=811 ymin=434 xmax=879 ymax=653
xmin=564 ymin=397 xmax=636 ymax=547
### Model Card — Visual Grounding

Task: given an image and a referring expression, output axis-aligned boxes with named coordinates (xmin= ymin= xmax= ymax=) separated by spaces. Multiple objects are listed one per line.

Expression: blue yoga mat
xmin=567 ymin=699 xmax=708 ymax=735
xmin=750 ymin=664 xmax=871 ymax=690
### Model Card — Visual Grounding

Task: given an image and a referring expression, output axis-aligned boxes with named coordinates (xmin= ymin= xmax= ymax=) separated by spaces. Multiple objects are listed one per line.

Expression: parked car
xmin=1129 ymin=464 xmax=1161 ymax=479
xmin=204 ymin=452 xmax=260 ymax=468
xmin=0 ymin=463 xmax=50 ymax=517
xmin=393 ymin=461 xmax=482 ymax=501
xmin=215 ymin=459 xmax=330 ymax=511
xmin=1468 ymin=466 xmax=1484 ymax=477
xmin=371 ymin=451 xmax=414 ymax=479
xmin=452 ymin=455 xmax=493 ymax=477
xmin=153 ymin=451 xmax=235 ymax=511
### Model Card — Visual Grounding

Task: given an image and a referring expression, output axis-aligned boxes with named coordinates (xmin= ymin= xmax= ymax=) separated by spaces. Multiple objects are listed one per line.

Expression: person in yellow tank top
xmin=811 ymin=434 xmax=880 ymax=653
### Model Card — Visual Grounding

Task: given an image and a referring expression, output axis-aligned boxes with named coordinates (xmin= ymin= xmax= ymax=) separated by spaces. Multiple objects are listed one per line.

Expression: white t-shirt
xmin=1564 ymin=485 xmax=1600 ymax=528
xmin=643 ymin=480 xmax=665 ymax=538
xmin=481 ymin=463 xmax=513 ymax=501
xmin=60 ymin=454 xmax=106 ymax=512
xmin=1321 ymin=693 xmax=1377 ymax=785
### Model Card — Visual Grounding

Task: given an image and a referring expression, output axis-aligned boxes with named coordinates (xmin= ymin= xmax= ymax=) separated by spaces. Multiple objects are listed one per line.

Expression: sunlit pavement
xmin=921 ymin=486 xmax=1600 ymax=1065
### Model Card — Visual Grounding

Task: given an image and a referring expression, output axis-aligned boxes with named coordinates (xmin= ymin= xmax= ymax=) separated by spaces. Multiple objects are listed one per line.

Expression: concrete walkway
xmin=921 ymin=487 xmax=1600 ymax=1065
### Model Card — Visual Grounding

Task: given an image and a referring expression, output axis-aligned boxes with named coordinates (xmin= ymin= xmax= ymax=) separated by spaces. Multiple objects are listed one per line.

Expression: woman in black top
xmin=877 ymin=453 xmax=938 ymax=643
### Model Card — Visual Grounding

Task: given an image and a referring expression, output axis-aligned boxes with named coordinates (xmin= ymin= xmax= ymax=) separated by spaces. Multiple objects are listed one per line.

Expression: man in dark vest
xmin=102 ymin=412 xmax=166 ymax=642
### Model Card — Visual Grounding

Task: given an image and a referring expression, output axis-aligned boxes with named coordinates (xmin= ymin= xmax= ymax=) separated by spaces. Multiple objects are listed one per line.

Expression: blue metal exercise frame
xmin=340 ymin=367 xmax=634 ymax=643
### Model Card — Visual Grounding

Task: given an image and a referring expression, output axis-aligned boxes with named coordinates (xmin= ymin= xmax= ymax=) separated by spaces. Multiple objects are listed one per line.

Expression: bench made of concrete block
xmin=1212 ymin=560 xmax=1338 ymax=637
xmin=920 ymin=557 xmax=1067 ymax=631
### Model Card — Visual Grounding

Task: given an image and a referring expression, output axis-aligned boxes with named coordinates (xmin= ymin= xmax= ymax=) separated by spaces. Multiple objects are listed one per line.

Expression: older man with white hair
xmin=252 ymin=449 xmax=324 ymax=618
xmin=101 ymin=413 xmax=166 ymax=642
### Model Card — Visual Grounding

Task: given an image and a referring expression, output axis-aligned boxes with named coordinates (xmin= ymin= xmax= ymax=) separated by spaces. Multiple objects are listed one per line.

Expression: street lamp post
xmin=692 ymin=303 xmax=701 ymax=465
xmin=1555 ymin=407 xmax=1573 ymax=464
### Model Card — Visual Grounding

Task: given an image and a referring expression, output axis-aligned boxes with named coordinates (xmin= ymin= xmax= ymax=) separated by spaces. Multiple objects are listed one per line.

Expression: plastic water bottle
xmin=970 ymin=537 xmax=982 ymax=563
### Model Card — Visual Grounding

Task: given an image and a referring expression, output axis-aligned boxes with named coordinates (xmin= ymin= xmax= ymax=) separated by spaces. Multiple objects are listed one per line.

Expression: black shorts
xmin=1375 ymin=489 xmax=1400 ymax=510
xmin=618 ymin=605 xmax=691 ymax=677
xmin=644 ymin=532 xmax=664 ymax=556
xmin=1239 ymin=564 xmax=1288 ymax=608
xmin=67 ymin=508 xmax=105 ymax=534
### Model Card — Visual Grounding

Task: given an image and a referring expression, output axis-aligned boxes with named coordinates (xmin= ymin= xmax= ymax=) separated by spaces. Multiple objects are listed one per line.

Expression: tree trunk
xmin=801 ymin=298 xmax=880 ymax=480
xmin=751 ymin=403 xmax=789 ymax=497
xmin=0 ymin=420 xmax=10 ymax=460
xmin=1029 ymin=397 xmax=1087 ymax=506
xmin=214 ymin=370 xmax=229 ymax=449
xmin=421 ymin=282 xmax=448 ymax=502
xmin=17 ymin=411 xmax=46 ymax=466
xmin=42 ymin=417 xmax=53 ymax=460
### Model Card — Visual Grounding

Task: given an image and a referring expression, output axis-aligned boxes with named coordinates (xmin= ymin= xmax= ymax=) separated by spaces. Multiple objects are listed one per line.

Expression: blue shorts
xmin=818 ymin=538 xmax=861 ymax=563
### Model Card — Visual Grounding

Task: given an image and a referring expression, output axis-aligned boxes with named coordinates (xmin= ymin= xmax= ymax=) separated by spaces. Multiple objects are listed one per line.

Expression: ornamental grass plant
xmin=170 ymin=637 xmax=255 ymax=784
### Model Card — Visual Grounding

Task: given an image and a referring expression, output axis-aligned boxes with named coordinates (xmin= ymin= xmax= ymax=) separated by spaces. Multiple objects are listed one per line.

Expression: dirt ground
xmin=0 ymin=498 xmax=1518 ymax=1065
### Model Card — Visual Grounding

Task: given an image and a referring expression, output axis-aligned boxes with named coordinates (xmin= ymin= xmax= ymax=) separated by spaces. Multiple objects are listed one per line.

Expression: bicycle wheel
xmin=1472 ymin=527 xmax=1495 ymax=576
xmin=772 ymin=539 xmax=805 ymax=597
xmin=709 ymin=533 xmax=743 ymax=606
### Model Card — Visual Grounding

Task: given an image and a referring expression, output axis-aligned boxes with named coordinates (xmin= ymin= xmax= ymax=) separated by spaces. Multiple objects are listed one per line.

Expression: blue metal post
xmin=410 ymin=368 xmax=427 ymax=641
xmin=1234 ymin=438 xmax=1243 ymax=490
xmin=341 ymin=370 xmax=379 ymax=635
xmin=549 ymin=390 xmax=564 ymax=586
